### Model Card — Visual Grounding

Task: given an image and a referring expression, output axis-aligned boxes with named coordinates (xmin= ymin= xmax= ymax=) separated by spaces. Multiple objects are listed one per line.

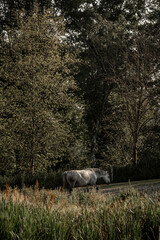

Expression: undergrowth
xmin=0 ymin=183 xmax=160 ymax=240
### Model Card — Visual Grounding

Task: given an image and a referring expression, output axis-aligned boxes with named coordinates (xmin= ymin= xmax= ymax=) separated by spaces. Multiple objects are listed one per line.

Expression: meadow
xmin=0 ymin=182 xmax=160 ymax=240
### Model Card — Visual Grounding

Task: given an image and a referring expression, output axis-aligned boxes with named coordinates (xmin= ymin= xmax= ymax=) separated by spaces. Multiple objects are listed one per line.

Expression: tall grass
xmin=0 ymin=184 xmax=160 ymax=240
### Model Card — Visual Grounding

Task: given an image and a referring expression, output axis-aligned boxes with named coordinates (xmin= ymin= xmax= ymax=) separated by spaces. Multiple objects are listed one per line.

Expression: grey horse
xmin=62 ymin=168 xmax=110 ymax=193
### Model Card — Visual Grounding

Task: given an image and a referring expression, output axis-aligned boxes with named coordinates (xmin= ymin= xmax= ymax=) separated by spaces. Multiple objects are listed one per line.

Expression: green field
xmin=0 ymin=180 xmax=160 ymax=240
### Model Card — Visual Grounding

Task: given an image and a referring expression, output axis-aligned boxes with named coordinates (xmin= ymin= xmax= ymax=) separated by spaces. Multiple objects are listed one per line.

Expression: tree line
xmin=0 ymin=0 xmax=159 ymax=186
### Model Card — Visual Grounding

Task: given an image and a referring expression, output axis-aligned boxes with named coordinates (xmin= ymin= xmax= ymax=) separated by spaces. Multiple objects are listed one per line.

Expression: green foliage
xmin=113 ymin=160 xmax=160 ymax=183
xmin=53 ymin=0 xmax=160 ymax=167
xmin=0 ymin=0 xmax=159 ymax=179
xmin=0 ymin=5 xmax=88 ymax=177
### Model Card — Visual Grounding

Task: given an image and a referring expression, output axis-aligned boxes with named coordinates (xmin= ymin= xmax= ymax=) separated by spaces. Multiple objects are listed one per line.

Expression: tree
xmin=0 ymin=5 xmax=87 ymax=181
xmin=0 ymin=0 xmax=54 ymax=30
xmin=107 ymin=33 xmax=159 ymax=165
xmin=53 ymin=0 xmax=160 ymax=167
xmin=52 ymin=0 xmax=126 ymax=165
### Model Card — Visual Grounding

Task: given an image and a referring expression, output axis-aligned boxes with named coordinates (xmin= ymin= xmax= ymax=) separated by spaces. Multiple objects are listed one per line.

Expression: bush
xmin=0 ymin=169 xmax=63 ymax=190
xmin=113 ymin=160 xmax=160 ymax=183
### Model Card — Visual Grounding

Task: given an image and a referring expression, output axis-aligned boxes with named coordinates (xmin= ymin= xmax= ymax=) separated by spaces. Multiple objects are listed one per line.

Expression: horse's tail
xmin=62 ymin=171 xmax=67 ymax=189
xmin=62 ymin=171 xmax=70 ymax=191
xmin=62 ymin=171 xmax=73 ymax=193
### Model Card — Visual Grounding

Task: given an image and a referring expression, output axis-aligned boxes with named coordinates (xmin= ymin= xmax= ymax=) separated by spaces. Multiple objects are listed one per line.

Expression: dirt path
xmin=99 ymin=179 xmax=160 ymax=195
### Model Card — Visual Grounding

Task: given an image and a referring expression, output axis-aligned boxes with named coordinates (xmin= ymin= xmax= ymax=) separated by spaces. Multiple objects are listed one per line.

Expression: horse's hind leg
xmin=67 ymin=179 xmax=76 ymax=194
xmin=69 ymin=187 xmax=73 ymax=194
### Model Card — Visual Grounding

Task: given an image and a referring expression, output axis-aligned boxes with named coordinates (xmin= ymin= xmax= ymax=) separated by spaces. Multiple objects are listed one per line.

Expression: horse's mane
xmin=86 ymin=168 xmax=104 ymax=174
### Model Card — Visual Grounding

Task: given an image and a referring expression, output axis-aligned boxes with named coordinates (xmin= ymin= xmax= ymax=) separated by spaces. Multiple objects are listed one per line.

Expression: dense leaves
xmin=0 ymin=5 xmax=87 ymax=180
xmin=0 ymin=0 xmax=159 ymax=185
xmin=52 ymin=0 xmax=159 ymax=166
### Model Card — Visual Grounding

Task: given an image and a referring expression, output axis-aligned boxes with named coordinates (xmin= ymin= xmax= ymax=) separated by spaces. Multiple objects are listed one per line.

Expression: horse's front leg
xmin=96 ymin=186 xmax=99 ymax=191
xmin=92 ymin=184 xmax=99 ymax=191
xmin=84 ymin=185 xmax=94 ymax=193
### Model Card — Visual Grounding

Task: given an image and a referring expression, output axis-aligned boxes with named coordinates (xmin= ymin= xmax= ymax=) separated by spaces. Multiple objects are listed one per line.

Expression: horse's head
xmin=94 ymin=168 xmax=111 ymax=184
xmin=102 ymin=171 xmax=110 ymax=184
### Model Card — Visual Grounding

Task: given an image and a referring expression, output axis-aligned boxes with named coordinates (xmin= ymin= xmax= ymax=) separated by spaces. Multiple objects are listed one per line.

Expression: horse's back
xmin=76 ymin=169 xmax=97 ymax=185
xmin=62 ymin=168 xmax=99 ymax=189
xmin=64 ymin=169 xmax=90 ymax=187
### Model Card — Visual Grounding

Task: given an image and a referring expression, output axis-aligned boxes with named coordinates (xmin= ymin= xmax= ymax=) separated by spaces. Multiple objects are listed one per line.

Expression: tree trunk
xmin=20 ymin=171 xmax=24 ymax=189
xmin=14 ymin=148 xmax=25 ymax=188
xmin=133 ymin=139 xmax=138 ymax=165
xmin=91 ymin=119 xmax=99 ymax=166
xmin=110 ymin=166 xmax=113 ymax=182
xmin=30 ymin=111 xmax=36 ymax=175
xmin=90 ymin=85 xmax=114 ymax=167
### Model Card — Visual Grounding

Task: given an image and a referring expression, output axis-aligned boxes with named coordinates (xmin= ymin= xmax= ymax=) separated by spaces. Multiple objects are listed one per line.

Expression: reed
xmin=0 ymin=186 xmax=159 ymax=240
